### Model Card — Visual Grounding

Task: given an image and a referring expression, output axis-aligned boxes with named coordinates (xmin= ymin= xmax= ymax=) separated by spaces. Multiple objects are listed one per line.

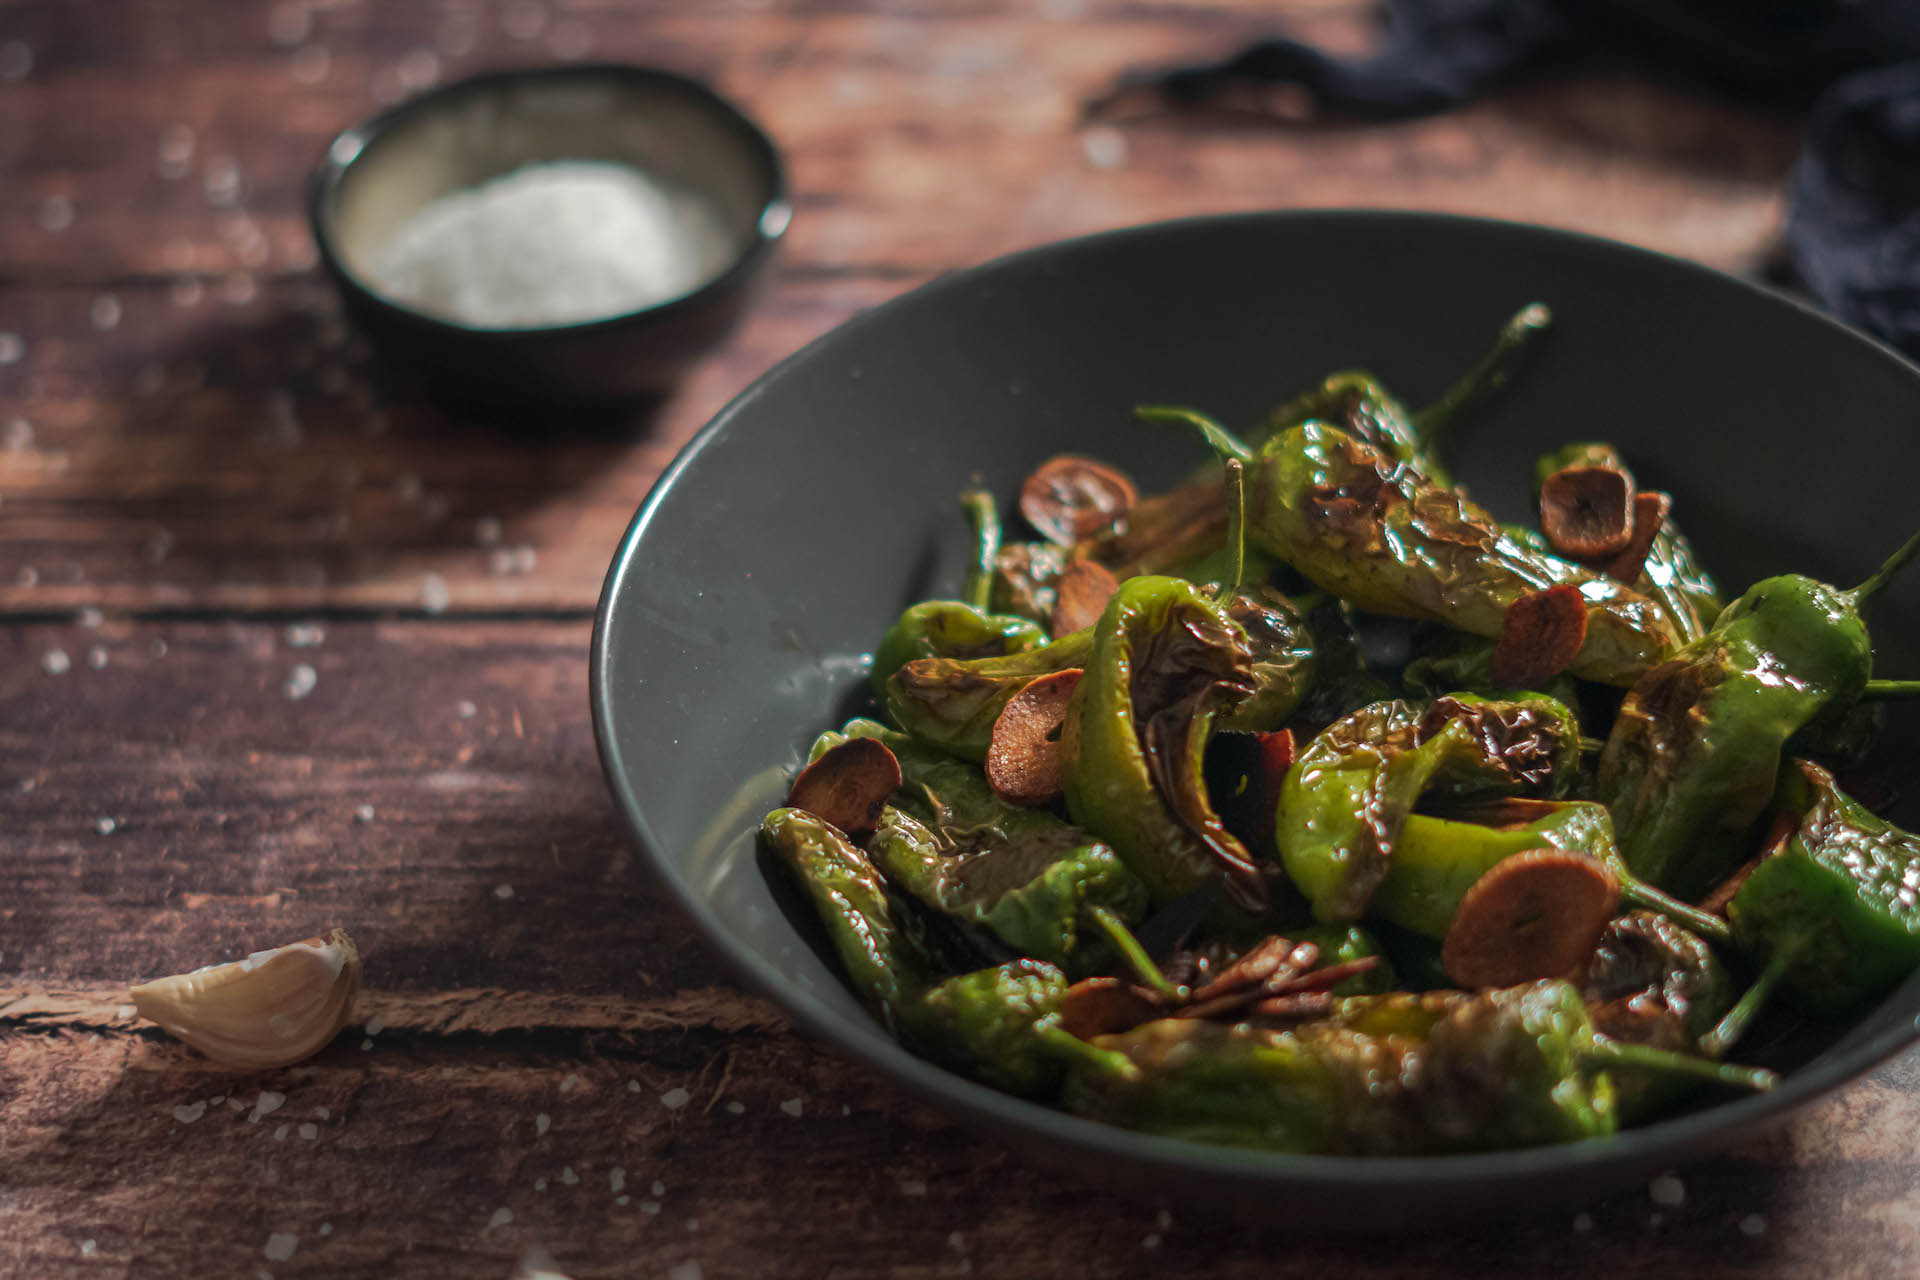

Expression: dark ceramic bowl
xmin=591 ymin=211 xmax=1920 ymax=1227
xmin=309 ymin=63 xmax=787 ymax=415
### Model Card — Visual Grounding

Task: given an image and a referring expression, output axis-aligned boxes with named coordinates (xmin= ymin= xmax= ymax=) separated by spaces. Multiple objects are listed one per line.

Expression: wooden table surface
xmin=5 ymin=2 xmax=1914 ymax=1276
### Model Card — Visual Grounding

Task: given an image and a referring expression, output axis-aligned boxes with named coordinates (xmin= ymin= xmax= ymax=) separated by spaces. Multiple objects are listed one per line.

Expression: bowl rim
xmin=591 ymin=207 xmax=1920 ymax=1191
xmin=306 ymin=60 xmax=790 ymax=341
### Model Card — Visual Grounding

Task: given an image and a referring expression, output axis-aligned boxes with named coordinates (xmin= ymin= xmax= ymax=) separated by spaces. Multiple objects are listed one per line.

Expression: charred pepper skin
xmin=1059 ymin=982 xmax=1620 ymax=1155
xmin=760 ymin=807 xmax=1068 ymax=1096
xmin=870 ymin=602 xmax=1046 ymax=696
xmin=1060 ymin=576 xmax=1268 ymax=911
xmin=1598 ymin=573 xmax=1874 ymax=902
xmin=1275 ymin=695 xmax=1582 ymax=923
xmin=1728 ymin=759 xmax=1920 ymax=1017
xmin=812 ymin=720 xmax=1149 ymax=976
xmin=1580 ymin=912 xmax=1735 ymax=1122
xmin=1148 ymin=411 xmax=1681 ymax=686
xmin=887 ymin=629 xmax=1095 ymax=763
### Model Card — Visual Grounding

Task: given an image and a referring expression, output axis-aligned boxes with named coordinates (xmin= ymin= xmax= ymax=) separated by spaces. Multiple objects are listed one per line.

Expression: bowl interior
xmin=593 ymin=211 xmax=1920 ymax=1218
xmin=319 ymin=66 xmax=782 ymax=318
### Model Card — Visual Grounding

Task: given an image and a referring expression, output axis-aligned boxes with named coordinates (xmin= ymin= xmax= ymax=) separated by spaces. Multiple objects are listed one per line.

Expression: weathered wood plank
xmin=0 ymin=0 xmax=1799 ymax=614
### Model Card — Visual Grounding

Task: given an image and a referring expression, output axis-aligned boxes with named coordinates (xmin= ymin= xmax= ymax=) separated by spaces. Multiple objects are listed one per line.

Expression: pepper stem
xmin=1135 ymin=404 xmax=1255 ymax=466
xmin=1031 ymin=1017 xmax=1144 ymax=1079
xmin=1849 ymin=524 xmax=1920 ymax=607
xmin=1084 ymin=905 xmax=1183 ymax=1002
xmin=1616 ymin=874 xmax=1735 ymax=948
xmin=1216 ymin=458 xmax=1247 ymax=604
xmin=1580 ymin=1037 xmax=1777 ymax=1093
xmin=1864 ymin=679 xmax=1920 ymax=699
xmin=959 ymin=489 xmax=1000 ymax=614
xmin=1411 ymin=302 xmax=1554 ymax=447
xmin=1699 ymin=946 xmax=1795 ymax=1060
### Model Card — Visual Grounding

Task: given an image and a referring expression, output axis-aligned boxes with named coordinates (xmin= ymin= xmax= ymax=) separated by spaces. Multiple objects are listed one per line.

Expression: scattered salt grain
xmin=641 ymin=1201 xmax=662 ymax=1215
xmin=1155 ymin=1209 xmax=1172 ymax=1230
xmin=560 ymin=1166 xmax=579 ymax=1186
xmin=457 ymin=699 xmax=478 ymax=719
xmin=494 ymin=883 xmax=515 ymax=900
xmin=4 ymin=418 xmax=29 ymax=450
xmin=286 ymin=623 xmax=325 ymax=648
xmin=900 ymin=1181 xmax=926 ymax=1197
xmin=134 ymin=362 xmax=167 ymax=395
xmin=1649 ymin=1174 xmax=1686 ymax=1208
xmin=263 ymin=1234 xmax=297 ymax=1262
xmin=94 ymin=817 xmax=116 ymax=835
xmin=366 ymin=161 xmax=734 ymax=329
xmin=610 ymin=1168 xmax=625 ymax=1192
xmin=559 ymin=1074 xmax=580 ymax=1094
xmin=421 ymin=573 xmax=450 ymax=613
xmin=687 ymin=1219 xmax=699 ymax=1232
xmin=39 ymin=195 xmax=74 ymax=232
xmin=668 ymin=1262 xmax=702 ymax=1280
xmin=298 ymin=1123 xmax=318 ymax=1140
xmin=172 ymin=276 xmax=205 ymax=307
xmin=660 ymin=1087 xmax=691 ymax=1111
xmin=474 ymin=516 xmax=503 ymax=547
xmin=616 ymin=1194 xmax=630 ymax=1206
xmin=204 ymin=158 xmax=242 ymax=207
xmin=223 ymin=272 xmax=258 ymax=305
xmin=1573 ymin=1212 xmax=1593 ymax=1233
xmin=627 ymin=1079 xmax=642 ymax=1093
xmin=487 ymin=1208 xmax=513 ymax=1230
xmin=90 ymin=294 xmax=122 ymax=331
xmin=0 ymin=333 xmax=23 ymax=365
xmin=17 ymin=567 xmax=38 ymax=587
xmin=490 ymin=546 xmax=538 ymax=575
xmin=1650 ymin=1212 xmax=1664 ymax=1226
xmin=548 ymin=20 xmax=592 ymax=59
xmin=274 ymin=1124 xmax=289 ymax=1141
xmin=173 ymin=1102 xmax=207 ymax=1124
xmin=43 ymin=649 xmax=70 ymax=675
xmin=398 ymin=49 xmax=440 ymax=90
xmin=316 ymin=1107 xmax=330 ymax=1120
xmin=285 ymin=663 xmax=318 ymax=700
xmin=268 ymin=3 xmax=311 ymax=47
xmin=80 ymin=1240 xmax=96 ymax=1256
xmin=1740 ymin=1213 xmax=1767 ymax=1236
xmin=289 ymin=45 xmax=330 ymax=85
xmin=536 ymin=1114 xmax=551 ymax=1136
xmin=318 ymin=1225 xmax=332 ymax=1237
xmin=779 ymin=1098 xmax=803 ymax=1118
xmin=360 ymin=1038 xmax=373 ymax=1050
xmin=1081 ymin=127 xmax=1127 ymax=170
xmin=651 ymin=1180 xmax=666 ymax=1197
xmin=1142 ymin=1234 xmax=1162 ymax=1250
xmin=534 ymin=1179 xmax=547 ymax=1192
xmin=79 ymin=606 xmax=104 ymax=628
xmin=354 ymin=804 xmax=375 ymax=823
xmin=724 ymin=1101 xmax=745 ymax=1116
xmin=364 ymin=1014 xmax=383 ymax=1035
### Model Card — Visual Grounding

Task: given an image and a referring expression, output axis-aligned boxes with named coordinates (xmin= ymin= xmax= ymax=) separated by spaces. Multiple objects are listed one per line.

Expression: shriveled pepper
xmin=1054 ymin=980 xmax=1771 ymax=1155
xmin=1276 ymin=694 xmax=1582 ymax=922
xmin=887 ymin=629 xmax=1094 ymax=763
xmin=1579 ymin=911 xmax=1737 ymax=1121
xmin=812 ymin=720 xmax=1150 ymax=975
xmin=870 ymin=491 xmax=1047 ymax=694
xmin=1147 ymin=409 xmax=1682 ymax=686
xmin=761 ymin=806 xmax=1068 ymax=1095
xmin=1059 ymin=575 xmax=1269 ymax=911
xmin=1534 ymin=443 xmax=1722 ymax=643
xmin=1598 ymin=529 xmax=1920 ymax=900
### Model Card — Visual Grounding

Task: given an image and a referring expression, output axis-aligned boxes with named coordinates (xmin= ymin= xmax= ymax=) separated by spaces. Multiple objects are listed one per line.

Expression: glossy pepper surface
xmin=760 ymin=806 xmax=1067 ymax=1095
xmin=1060 ymin=575 xmax=1269 ymax=910
xmin=1057 ymin=981 xmax=1622 ymax=1155
xmin=1275 ymin=694 xmax=1582 ymax=922
xmin=887 ymin=628 xmax=1094 ymax=763
xmin=1579 ymin=911 xmax=1736 ymax=1121
xmin=1727 ymin=759 xmax=1920 ymax=1016
xmin=1596 ymin=535 xmax=1919 ymax=900
xmin=814 ymin=719 xmax=1149 ymax=974
xmin=1147 ymin=410 xmax=1681 ymax=686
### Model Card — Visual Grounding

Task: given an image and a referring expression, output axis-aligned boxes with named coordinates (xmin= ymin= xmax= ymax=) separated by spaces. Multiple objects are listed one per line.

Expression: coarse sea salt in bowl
xmin=309 ymin=63 xmax=788 ymax=416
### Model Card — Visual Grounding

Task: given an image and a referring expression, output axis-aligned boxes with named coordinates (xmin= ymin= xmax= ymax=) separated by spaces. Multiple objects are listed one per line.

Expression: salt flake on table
xmin=651 ymin=1180 xmax=665 ymax=1197
xmin=421 ymin=573 xmax=450 ymax=613
xmin=1740 ymin=1213 xmax=1768 ymax=1236
xmin=660 ymin=1087 xmax=691 ymax=1111
xmin=779 ymin=1098 xmax=803 ymax=1117
xmin=494 ymin=883 xmax=515 ymax=900
xmin=486 ymin=1208 xmax=513 ymax=1230
xmin=1649 ymin=1174 xmax=1685 ymax=1207
xmin=263 ymin=1234 xmax=296 ymax=1262
xmin=560 ymin=1166 xmax=579 ymax=1186
xmin=173 ymin=1102 xmax=207 ymax=1124
xmin=610 ymin=1168 xmax=625 ymax=1192
xmin=0 ymin=41 xmax=31 ymax=80
xmin=536 ymin=1113 xmax=551 ymax=1136
xmin=245 ymin=1087 xmax=284 ymax=1122
xmin=667 ymin=1262 xmax=701 ymax=1280
xmin=0 ymin=333 xmax=23 ymax=365
xmin=298 ymin=1123 xmax=318 ymax=1140
xmin=290 ymin=45 xmax=330 ymax=85
xmin=91 ymin=294 xmax=122 ymax=331
xmin=43 ymin=649 xmax=70 ymax=675
xmin=94 ymin=817 xmax=116 ymax=835
xmin=285 ymin=664 xmax=318 ymax=700
xmin=5 ymin=417 xmax=32 ymax=449
xmin=39 ymin=195 xmax=74 ymax=232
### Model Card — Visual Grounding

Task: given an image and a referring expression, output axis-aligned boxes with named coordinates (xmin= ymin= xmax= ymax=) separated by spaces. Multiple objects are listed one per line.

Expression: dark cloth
xmin=1096 ymin=1 xmax=1920 ymax=358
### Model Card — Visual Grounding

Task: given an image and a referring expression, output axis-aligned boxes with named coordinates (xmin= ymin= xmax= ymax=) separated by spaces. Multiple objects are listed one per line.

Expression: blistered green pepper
xmin=1148 ymin=410 xmax=1681 ymax=686
xmin=1295 ymin=923 xmax=1397 ymax=995
xmin=1055 ymin=980 xmax=1769 ymax=1155
xmin=1218 ymin=585 xmax=1317 ymax=731
xmin=1599 ymin=531 xmax=1920 ymax=900
xmin=1580 ymin=912 xmax=1737 ymax=1121
xmin=871 ymin=491 xmax=1047 ymax=693
xmin=813 ymin=720 xmax=1149 ymax=975
xmin=761 ymin=807 xmax=1067 ymax=1095
xmin=1275 ymin=695 xmax=1581 ymax=922
xmin=1401 ymin=629 xmax=1580 ymax=711
xmin=1369 ymin=799 xmax=1731 ymax=946
xmin=1534 ymin=443 xmax=1723 ymax=643
xmin=1060 ymin=575 xmax=1269 ymax=911
xmin=1719 ymin=759 xmax=1920 ymax=1026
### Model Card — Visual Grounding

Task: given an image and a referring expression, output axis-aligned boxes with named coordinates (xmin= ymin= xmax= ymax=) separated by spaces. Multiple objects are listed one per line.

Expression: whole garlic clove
xmin=131 ymin=928 xmax=362 ymax=1069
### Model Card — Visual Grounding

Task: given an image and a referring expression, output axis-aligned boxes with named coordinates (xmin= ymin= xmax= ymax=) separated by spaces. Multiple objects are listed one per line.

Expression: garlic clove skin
xmin=131 ymin=928 xmax=362 ymax=1069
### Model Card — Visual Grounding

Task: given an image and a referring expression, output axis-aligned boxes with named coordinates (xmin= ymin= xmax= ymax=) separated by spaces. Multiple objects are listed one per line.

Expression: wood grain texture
xmin=0 ymin=0 xmax=1798 ymax=614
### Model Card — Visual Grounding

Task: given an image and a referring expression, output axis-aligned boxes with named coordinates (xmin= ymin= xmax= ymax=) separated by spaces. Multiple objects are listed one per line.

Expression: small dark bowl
xmin=308 ymin=63 xmax=787 ymax=415
xmin=591 ymin=211 xmax=1920 ymax=1227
